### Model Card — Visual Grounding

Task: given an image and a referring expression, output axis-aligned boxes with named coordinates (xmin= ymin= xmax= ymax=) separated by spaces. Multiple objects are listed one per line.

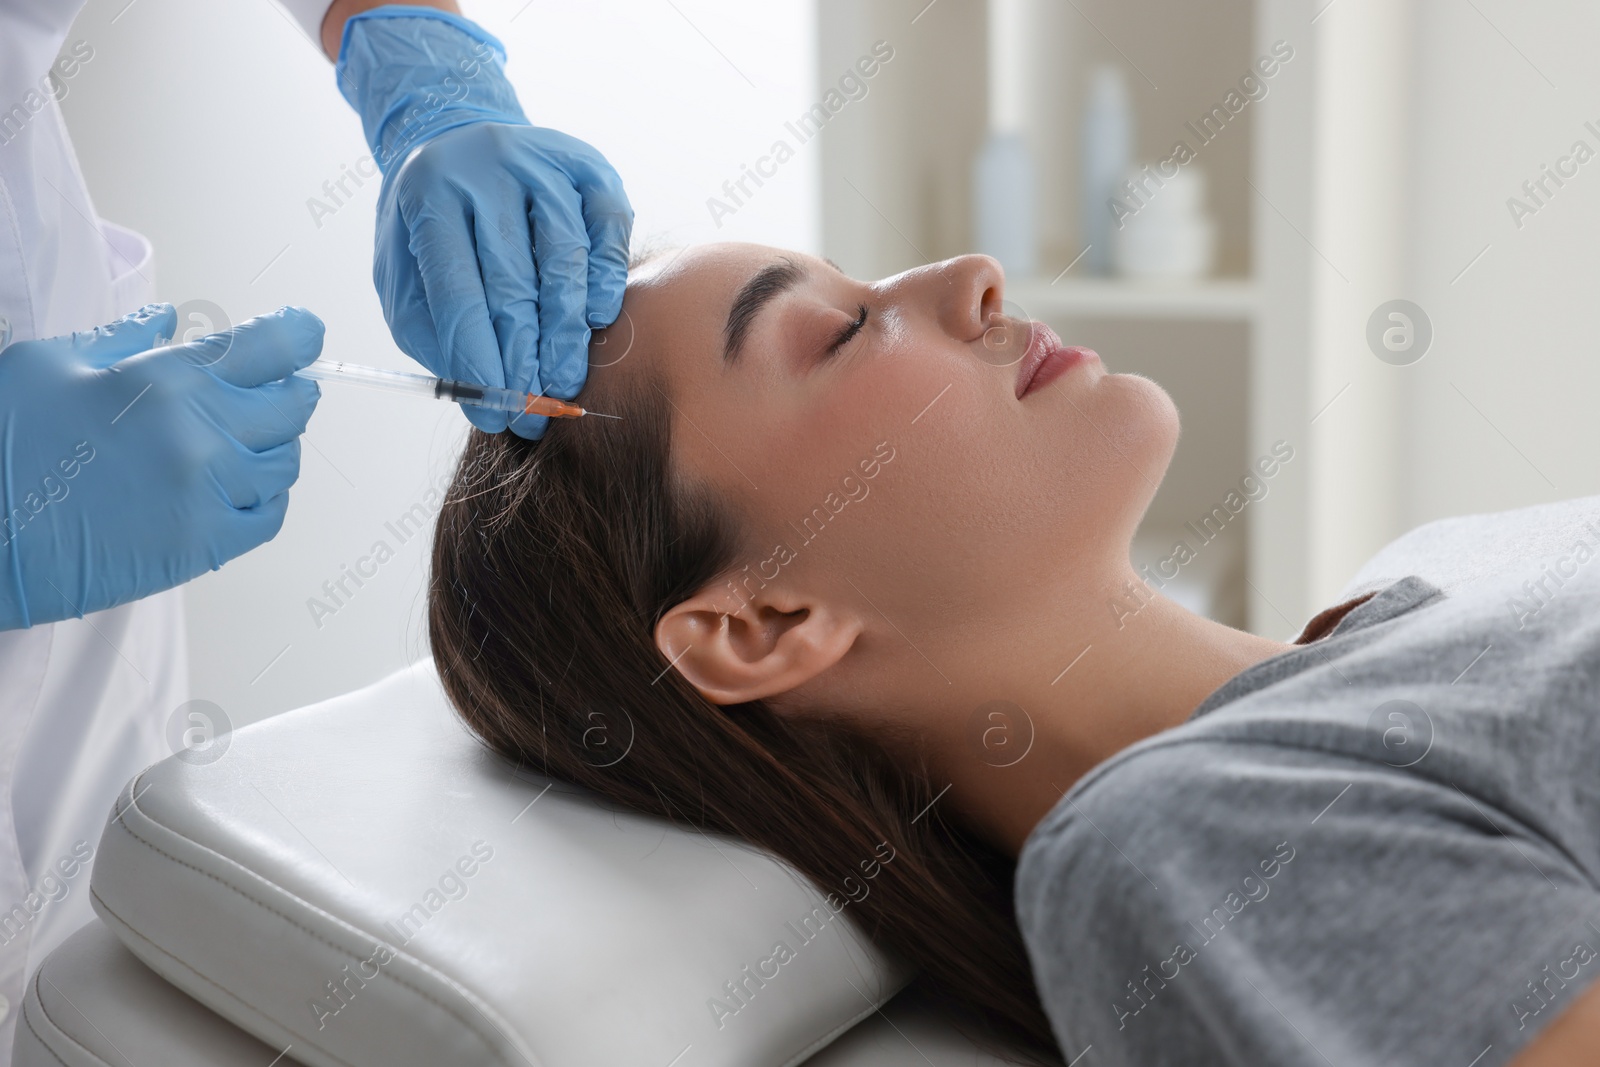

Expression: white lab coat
xmin=0 ymin=0 xmax=330 ymax=1059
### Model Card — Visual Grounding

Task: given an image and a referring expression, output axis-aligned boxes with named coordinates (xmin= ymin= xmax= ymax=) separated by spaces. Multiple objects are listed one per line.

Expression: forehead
xmin=587 ymin=242 xmax=808 ymax=397
xmin=630 ymin=241 xmax=780 ymax=290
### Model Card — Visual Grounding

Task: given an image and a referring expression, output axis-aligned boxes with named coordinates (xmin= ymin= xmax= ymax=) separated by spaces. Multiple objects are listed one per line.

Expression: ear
xmin=654 ymin=579 xmax=862 ymax=705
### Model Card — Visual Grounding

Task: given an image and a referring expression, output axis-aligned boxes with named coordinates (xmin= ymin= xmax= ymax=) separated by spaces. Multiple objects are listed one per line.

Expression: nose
xmin=886 ymin=254 xmax=1006 ymax=342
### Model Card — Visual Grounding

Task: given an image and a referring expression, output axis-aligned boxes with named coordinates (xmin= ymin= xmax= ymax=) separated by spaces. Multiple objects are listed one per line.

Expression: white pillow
xmin=90 ymin=661 xmax=912 ymax=1067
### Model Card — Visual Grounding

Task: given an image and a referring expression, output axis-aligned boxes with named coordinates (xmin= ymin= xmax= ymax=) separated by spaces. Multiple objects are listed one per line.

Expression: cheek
xmin=694 ymin=347 xmax=979 ymax=575
xmin=867 ymin=371 xmax=1180 ymax=601
xmin=668 ymin=368 xmax=904 ymax=561
xmin=750 ymin=340 xmax=949 ymax=488
xmin=775 ymin=356 xmax=1015 ymax=586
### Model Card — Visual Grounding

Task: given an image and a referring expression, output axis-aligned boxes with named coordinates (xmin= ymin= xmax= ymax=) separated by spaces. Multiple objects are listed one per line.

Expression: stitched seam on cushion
xmin=102 ymin=791 xmax=524 ymax=1066
xmin=88 ymin=888 xmax=354 ymax=1067
xmin=19 ymin=1013 xmax=77 ymax=1067
xmin=102 ymin=814 xmax=510 ymax=1064
xmin=24 ymin=965 xmax=99 ymax=1067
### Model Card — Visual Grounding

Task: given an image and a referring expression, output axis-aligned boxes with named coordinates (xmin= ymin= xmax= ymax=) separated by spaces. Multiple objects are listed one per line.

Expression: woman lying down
xmin=427 ymin=243 xmax=1600 ymax=1066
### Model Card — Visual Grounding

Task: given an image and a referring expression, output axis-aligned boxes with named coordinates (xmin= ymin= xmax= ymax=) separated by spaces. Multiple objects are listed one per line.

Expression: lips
xmin=1015 ymin=322 xmax=1098 ymax=398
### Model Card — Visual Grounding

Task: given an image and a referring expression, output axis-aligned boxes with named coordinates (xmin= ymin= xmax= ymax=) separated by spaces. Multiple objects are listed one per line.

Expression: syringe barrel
xmin=440 ymin=381 xmax=528 ymax=414
xmin=296 ymin=360 xmax=440 ymax=401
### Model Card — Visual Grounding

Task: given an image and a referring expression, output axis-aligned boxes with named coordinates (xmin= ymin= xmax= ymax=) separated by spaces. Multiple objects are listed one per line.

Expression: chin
xmin=1100 ymin=372 xmax=1181 ymax=523
xmin=1094 ymin=365 xmax=1178 ymax=442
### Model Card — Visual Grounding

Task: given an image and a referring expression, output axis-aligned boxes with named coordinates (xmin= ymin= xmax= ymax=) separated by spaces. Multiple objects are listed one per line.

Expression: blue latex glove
xmin=0 ymin=304 xmax=323 ymax=631
xmin=338 ymin=7 xmax=633 ymax=438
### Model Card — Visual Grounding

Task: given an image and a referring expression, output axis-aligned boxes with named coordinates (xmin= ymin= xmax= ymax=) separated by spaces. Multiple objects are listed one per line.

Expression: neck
xmin=911 ymin=561 xmax=1294 ymax=858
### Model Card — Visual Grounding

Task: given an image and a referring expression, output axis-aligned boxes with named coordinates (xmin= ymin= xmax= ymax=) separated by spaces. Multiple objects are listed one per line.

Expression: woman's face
xmin=588 ymin=243 xmax=1179 ymax=710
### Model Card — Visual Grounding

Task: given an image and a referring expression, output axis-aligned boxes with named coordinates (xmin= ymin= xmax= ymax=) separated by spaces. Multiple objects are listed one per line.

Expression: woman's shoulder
xmin=1013 ymin=711 xmax=1600 ymax=1067
xmin=1335 ymin=492 xmax=1600 ymax=602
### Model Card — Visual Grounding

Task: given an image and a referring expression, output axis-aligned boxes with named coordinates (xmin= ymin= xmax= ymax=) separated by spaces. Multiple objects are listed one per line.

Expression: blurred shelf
xmin=1007 ymin=276 xmax=1257 ymax=323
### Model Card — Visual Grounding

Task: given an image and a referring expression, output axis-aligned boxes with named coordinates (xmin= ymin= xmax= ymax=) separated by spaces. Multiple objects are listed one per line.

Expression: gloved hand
xmin=0 ymin=303 xmax=323 ymax=631
xmin=338 ymin=7 xmax=633 ymax=438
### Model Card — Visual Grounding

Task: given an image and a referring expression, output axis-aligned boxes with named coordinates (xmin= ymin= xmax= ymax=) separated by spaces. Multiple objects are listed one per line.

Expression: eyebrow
xmin=723 ymin=258 xmax=807 ymax=366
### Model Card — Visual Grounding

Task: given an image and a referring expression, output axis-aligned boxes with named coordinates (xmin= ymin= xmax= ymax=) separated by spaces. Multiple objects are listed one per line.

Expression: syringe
xmin=295 ymin=360 xmax=620 ymax=420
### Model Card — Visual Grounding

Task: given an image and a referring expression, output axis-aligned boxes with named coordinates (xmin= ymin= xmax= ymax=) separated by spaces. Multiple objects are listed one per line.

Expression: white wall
xmin=1305 ymin=0 xmax=1411 ymax=605
xmin=1294 ymin=0 xmax=1600 ymax=613
xmin=1253 ymin=0 xmax=1600 ymax=627
xmin=61 ymin=0 xmax=818 ymax=726
xmin=1402 ymin=0 xmax=1600 ymax=527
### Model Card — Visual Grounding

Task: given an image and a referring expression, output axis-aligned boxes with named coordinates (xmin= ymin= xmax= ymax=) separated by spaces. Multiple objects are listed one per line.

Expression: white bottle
xmin=1079 ymin=65 xmax=1132 ymax=276
xmin=1113 ymin=165 xmax=1216 ymax=279
xmin=972 ymin=0 xmax=1038 ymax=279
xmin=973 ymin=131 xmax=1038 ymax=280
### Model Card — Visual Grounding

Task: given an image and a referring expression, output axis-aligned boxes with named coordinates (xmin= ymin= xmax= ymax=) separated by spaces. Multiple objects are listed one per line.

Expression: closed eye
xmin=828 ymin=303 xmax=869 ymax=356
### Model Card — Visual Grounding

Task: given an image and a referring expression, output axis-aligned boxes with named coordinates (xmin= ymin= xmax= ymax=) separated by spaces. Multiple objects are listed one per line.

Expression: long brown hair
xmin=428 ymin=361 xmax=1064 ymax=1064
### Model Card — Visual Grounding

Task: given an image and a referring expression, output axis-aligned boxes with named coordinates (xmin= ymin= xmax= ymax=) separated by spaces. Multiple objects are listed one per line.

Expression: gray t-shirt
xmin=1015 ymin=559 xmax=1600 ymax=1067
